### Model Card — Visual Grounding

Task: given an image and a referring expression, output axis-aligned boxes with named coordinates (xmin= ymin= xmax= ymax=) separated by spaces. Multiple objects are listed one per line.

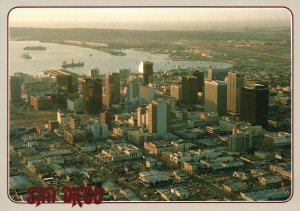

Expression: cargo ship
xmin=24 ymin=46 xmax=46 ymax=50
xmin=22 ymin=52 xmax=32 ymax=59
xmin=62 ymin=59 xmax=84 ymax=68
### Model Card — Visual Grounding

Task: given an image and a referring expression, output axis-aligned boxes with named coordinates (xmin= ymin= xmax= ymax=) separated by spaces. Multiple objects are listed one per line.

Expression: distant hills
xmin=9 ymin=27 xmax=290 ymax=42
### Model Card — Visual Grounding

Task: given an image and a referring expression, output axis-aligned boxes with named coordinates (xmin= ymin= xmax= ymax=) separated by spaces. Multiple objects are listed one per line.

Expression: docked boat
xmin=62 ymin=59 xmax=84 ymax=68
xmin=24 ymin=46 xmax=46 ymax=50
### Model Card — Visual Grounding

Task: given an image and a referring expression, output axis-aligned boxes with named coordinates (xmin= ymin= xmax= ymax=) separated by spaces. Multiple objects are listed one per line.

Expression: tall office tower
xmin=119 ymin=68 xmax=130 ymax=79
xmin=104 ymin=73 xmax=120 ymax=107
xmin=192 ymin=70 xmax=205 ymax=92
xmin=127 ymin=81 xmax=140 ymax=103
xmin=207 ymin=68 xmax=228 ymax=81
xmin=227 ymin=130 xmax=253 ymax=152
xmin=141 ymin=61 xmax=154 ymax=85
xmin=147 ymin=99 xmax=171 ymax=135
xmin=170 ymin=84 xmax=182 ymax=101
xmin=10 ymin=76 xmax=22 ymax=102
xmin=99 ymin=110 xmax=112 ymax=130
xmin=82 ymin=78 xmax=102 ymax=114
xmin=227 ymin=71 xmax=244 ymax=115
xmin=240 ymin=84 xmax=269 ymax=128
xmin=44 ymin=70 xmax=78 ymax=94
xmin=137 ymin=106 xmax=146 ymax=127
xmin=139 ymin=85 xmax=155 ymax=102
xmin=57 ymin=74 xmax=72 ymax=95
xmin=90 ymin=68 xmax=99 ymax=78
xmin=205 ymin=80 xmax=227 ymax=116
xmin=181 ymin=76 xmax=199 ymax=105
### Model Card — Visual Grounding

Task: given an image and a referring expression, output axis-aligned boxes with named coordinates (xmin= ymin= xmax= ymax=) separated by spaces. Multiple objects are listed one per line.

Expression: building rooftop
xmin=241 ymin=189 xmax=290 ymax=201
xmin=10 ymin=175 xmax=32 ymax=191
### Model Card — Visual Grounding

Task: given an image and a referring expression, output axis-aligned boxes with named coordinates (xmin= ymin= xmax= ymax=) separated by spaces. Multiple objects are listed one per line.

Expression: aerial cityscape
xmin=9 ymin=8 xmax=292 ymax=202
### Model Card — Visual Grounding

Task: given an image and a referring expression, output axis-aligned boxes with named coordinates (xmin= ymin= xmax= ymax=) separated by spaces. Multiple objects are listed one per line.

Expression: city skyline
xmin=8 ymin=6 xmax=292 ymax=203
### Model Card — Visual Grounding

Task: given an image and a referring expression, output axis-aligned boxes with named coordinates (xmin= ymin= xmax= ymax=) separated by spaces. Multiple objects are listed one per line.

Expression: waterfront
xmin=9 ymin=41 xmax=232 ymax=76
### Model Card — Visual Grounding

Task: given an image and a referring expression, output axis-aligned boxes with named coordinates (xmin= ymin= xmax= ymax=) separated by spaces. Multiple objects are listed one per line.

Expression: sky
xmin=9 ymin=8 xmax=291 ymax=30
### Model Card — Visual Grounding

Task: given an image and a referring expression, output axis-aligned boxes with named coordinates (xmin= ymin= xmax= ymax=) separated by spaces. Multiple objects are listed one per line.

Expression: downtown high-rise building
xmin=56 ymin=74 xmax=72 ymax=95
xmin=207 ymin=68 xmax=228 ymax=81
xmin=90 ymin=68 xmax=99 ymax=78
xmin=170 ymin=84 xmax=182 ymax=101
xmin=104 ymin=73 xmax=120 ymax=107
xmin=137 ymin=106 xmax=146 ymax=127
xmin=181 ymin=76 xmax=198 ymax=105
xmin=141 ymin=61 xmax=154 ymax=85
xmin=227 ymin=130 xmax=253 ymax=152
xmin=240 ymin=84 xmax=269 ymax=128
xmin=82 ymin=78 xmax=102 ymax=114
xmin=227 ymin=71 xmax=244 ymax=115
xmin=192 ymin=70 xmax=205 ymax=92
xmin=10 ymin=76 xmax=22 ymax=102
xmin=205 ymin=80 xmax=227 ymax=116
xmin=147 ymin=99 xmax=171 ymax=135
xmin=99 ymin=110 xmax=112 ymax=130
xmin=127 ymin=81 xmax=140 ymax=103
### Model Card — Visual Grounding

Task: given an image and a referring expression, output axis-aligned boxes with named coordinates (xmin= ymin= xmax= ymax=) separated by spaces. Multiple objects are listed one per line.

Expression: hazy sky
xmin=9 ymin=8 xmax=291 ymax=30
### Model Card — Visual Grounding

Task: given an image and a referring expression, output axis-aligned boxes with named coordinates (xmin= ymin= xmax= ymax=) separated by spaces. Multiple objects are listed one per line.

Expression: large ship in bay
xmin=62 ymin=59 xmax=84 ymax=68
xmin=24 ymin=46 xmax=47 ymax=50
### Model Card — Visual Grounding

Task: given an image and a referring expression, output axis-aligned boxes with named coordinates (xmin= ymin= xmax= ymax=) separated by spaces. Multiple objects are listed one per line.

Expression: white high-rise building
xmin=147 ymin=99 xmax=171 ymax=135
xmin=87 ymin=120 xmax=108 ymax=140
xmin=227 ymin=71 xmax=244 ymax=115
xmin=205 ymin=80 xmax=227 ymax=116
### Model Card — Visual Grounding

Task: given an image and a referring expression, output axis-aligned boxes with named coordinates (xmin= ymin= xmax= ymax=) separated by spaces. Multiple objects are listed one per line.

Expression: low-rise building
xmin=10 ymin=175 xmax=32 ymax=192
xmin=139 ymin=170 xmax=171 ymax=186
xmin=223 ymin=180 xmax=248 ymax=193
xmin=263 ymin=132 xmax=291 ymax=146
xmin=240 ymin=189 xmax=290 ymax=201
xmin=171 ymin=187 xmax=189 ymax=200
xmin=233 ymin=171 xmax=250 ymax=180
xmin=30 ymin=95 xmax=51 ymax=110
xmin=183 ymin=161 xmax=198 ymax=173
xmin=102 ymin=143 xmax=142 ymax=161
xmin=128 ymin=130 xmax=147 ymax=148
xmin=172 ymin=170 xmax=189 ymax=182
xmin=64 ymin=129 xmax=86 ymax=144
xmin=269 ymin=164 xmax=291 ymax=181
xmin=145 ymin=157 xmax=157 ymax=168
xmin=258 ymin=175 xmax=282 ymax=186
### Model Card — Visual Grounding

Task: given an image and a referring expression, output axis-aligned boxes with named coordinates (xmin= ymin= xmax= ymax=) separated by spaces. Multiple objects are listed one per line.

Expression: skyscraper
xmin=141 ymin=61 xmax=154 ymax=85
xmin=147 ymin=99 xmax=171 ymax=135
xmin=181 ymin=76 xmax=198 ymax=105
xmin=56 ymin=74 xmax=72 ymax=95
xmin=90 ymin=68 xmax=99 ymax=78
xmin=207 ymin=68 xmax=228 ymax=81
xmin=205 ymin=80 xmax=227 ymax=116
xmin=240 ymin=84 xmax=269 ymax=128
xmin=104 ymin=73 xmax=120 ymax=107
xmin=82 ymin=78 xmax=102 ymax=114
xmin=192 ymin=70 xmax=205 ymax=92
xmin=170 ymin=84 xmax=182 ymax=101
xmin=137 ymin=106 xmax=146 ymax=127
xmin=10 ymin=76 xmax=21 ymax=102
xmin=99 ymin=110 xmax=112 ymax=130
xmin=227 ymin=71 xmax=244 ymax=115
xmin=127 ymin=81 xmax=140 ymax=103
